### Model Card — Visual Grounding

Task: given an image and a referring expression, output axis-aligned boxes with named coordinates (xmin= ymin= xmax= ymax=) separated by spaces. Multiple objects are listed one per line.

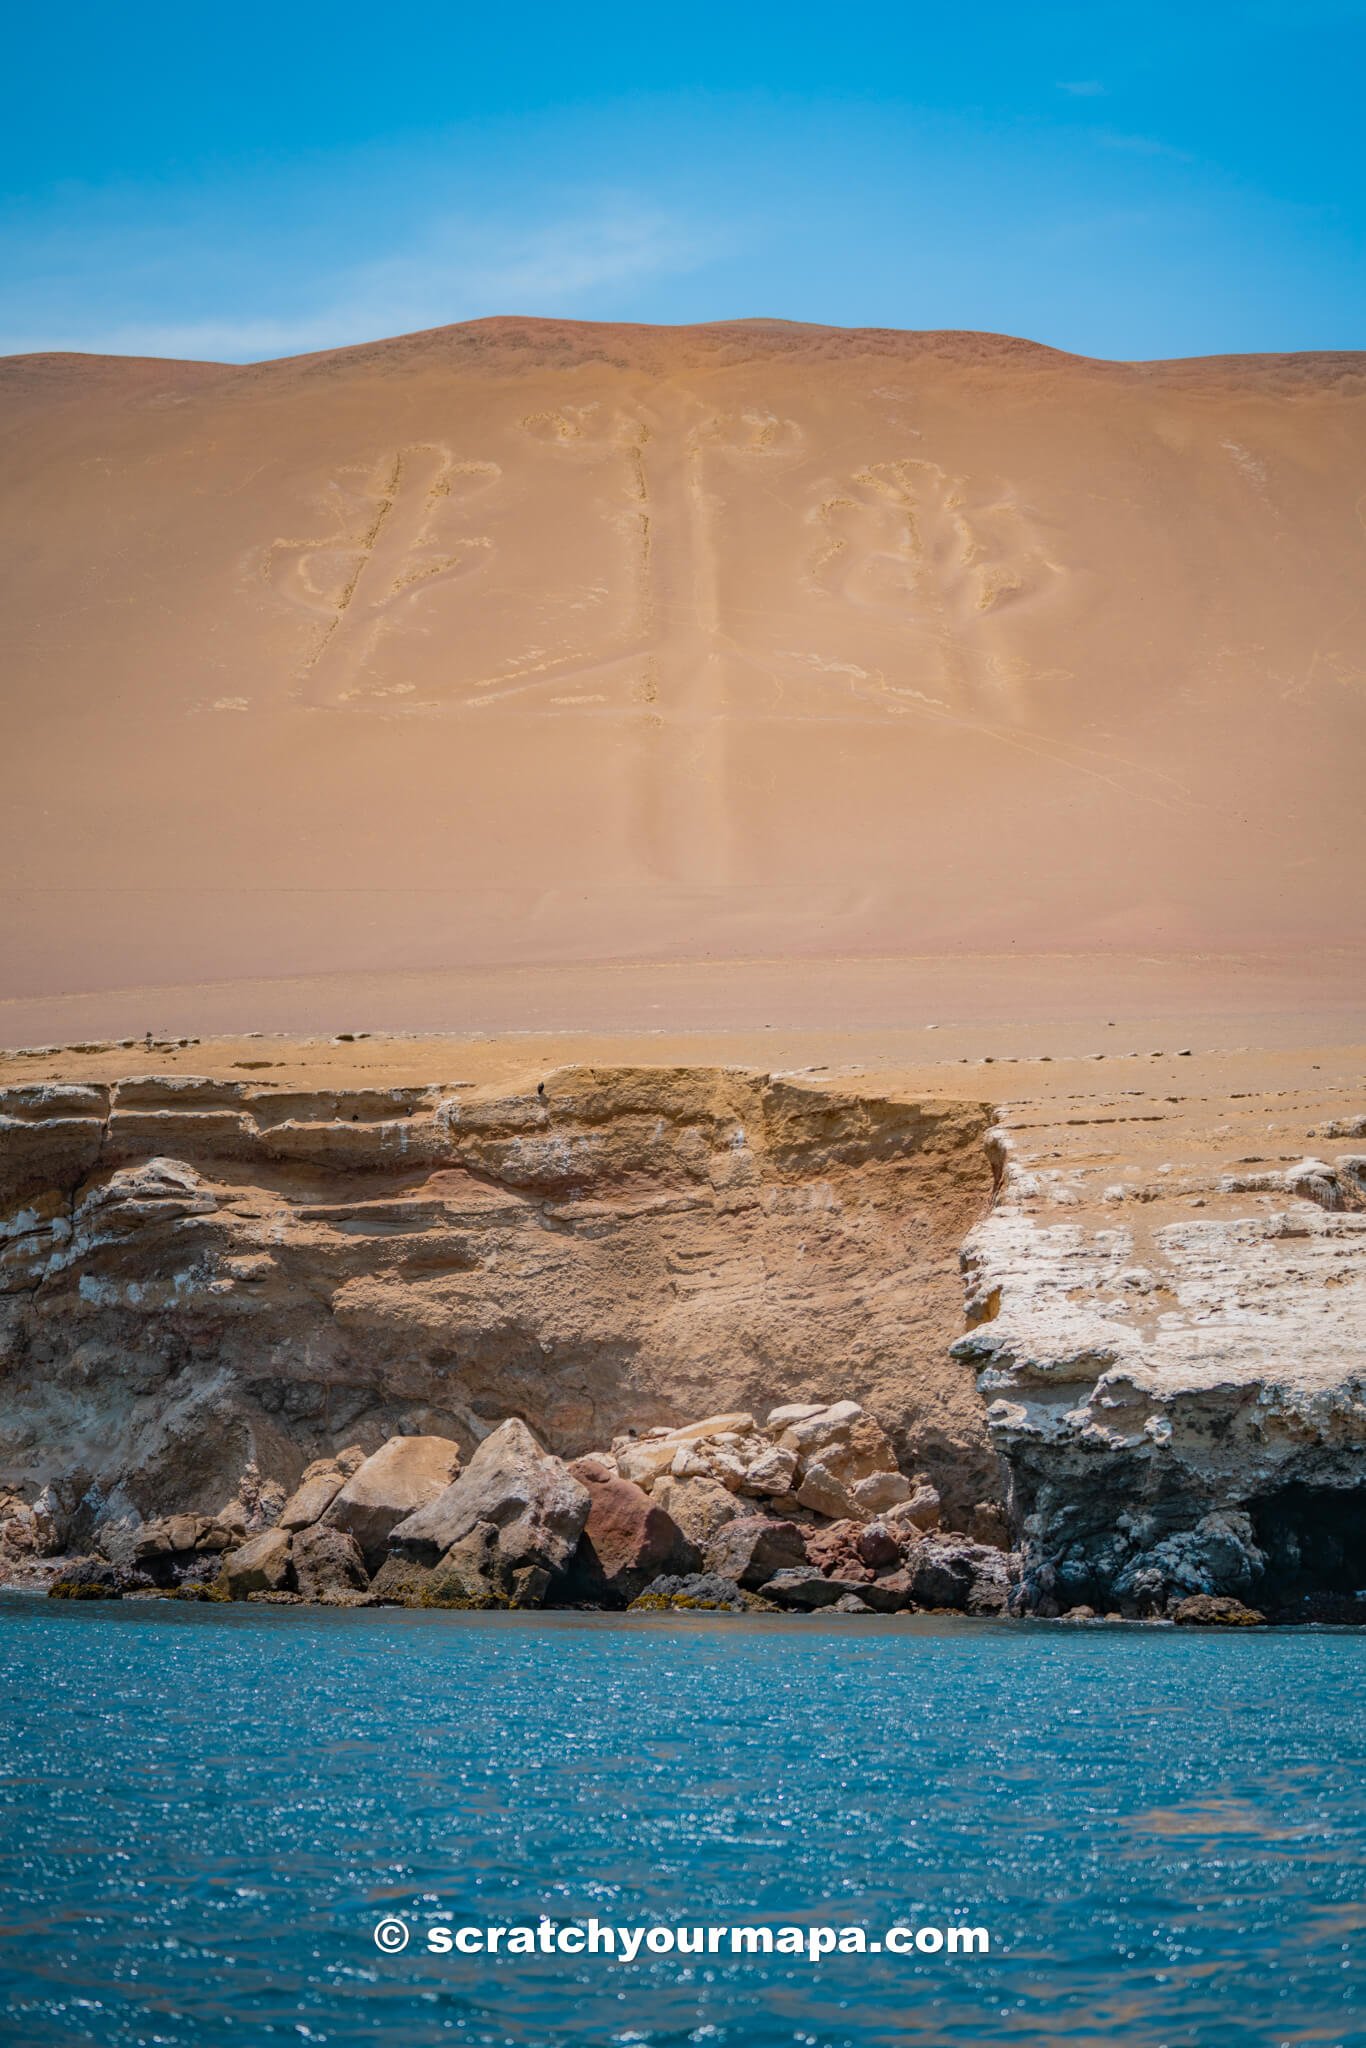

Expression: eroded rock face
xmin=955 ymin=1100 xmax=1366 ymax=1614
xmin=0 ymin=1067 xmax=996 ymax=1545
xmin=12 ymin=1051 xmax=1361 ymax=1621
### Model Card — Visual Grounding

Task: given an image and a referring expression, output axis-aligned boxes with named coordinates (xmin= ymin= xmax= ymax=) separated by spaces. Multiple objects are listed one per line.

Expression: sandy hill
xmin=1 ymin=317 xmax=1363 ymax=1035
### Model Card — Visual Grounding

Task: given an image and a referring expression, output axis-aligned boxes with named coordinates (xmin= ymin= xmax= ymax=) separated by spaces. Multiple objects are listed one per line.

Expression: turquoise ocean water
xmin=0 ymin=1597 xmax=1361 ymax=2046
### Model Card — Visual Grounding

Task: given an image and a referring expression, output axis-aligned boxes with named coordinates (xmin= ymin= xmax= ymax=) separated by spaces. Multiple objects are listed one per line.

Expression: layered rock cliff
xmin=0 ymin=1066 xmax=997 ymax=1555
xmin=3 ymin=1052 xmax=1364 ymax=1616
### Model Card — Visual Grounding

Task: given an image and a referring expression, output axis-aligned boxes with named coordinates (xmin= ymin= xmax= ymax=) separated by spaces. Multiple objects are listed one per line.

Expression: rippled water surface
xmin=0 ymin=1598 xmax=1362 ymax=2046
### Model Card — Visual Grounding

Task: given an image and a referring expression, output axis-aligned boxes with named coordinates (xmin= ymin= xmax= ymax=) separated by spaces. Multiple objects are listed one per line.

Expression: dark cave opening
xmin=1252 ymin=1484 xmax=1366 ymax=1619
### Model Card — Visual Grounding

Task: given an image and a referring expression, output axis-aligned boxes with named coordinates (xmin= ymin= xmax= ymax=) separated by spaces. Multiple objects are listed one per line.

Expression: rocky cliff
xmin=3 ymin=1052 xmax=1364 ymax=1616
xmin=956 ymin=1088 xmax=1366 ymax=1614
xmin=0 ymin=1066 xmax=997 ymax=1555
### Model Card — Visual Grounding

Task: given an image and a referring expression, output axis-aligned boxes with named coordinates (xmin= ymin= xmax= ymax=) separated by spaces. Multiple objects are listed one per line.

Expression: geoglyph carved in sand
xmin=258 ymin=401 xmax=1065 ymax=727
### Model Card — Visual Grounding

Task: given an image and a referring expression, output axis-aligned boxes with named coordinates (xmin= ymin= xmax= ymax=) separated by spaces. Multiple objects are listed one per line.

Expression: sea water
xmin=0 ymin=1597 xmax=1361 ymax=2046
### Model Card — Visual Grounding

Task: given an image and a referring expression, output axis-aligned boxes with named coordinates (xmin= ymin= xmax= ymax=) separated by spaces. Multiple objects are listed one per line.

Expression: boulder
xmin=291 ymin=1522 xmax=370 ymax=1602
xmin=779 ymin=1402 xmax=897 ymax=1478
xmin=857 ymin=1523 xmax=902 ymax=1571
xmin=830 ymin=1592 xmax=877 ymax=1613
xmin=903 ymin=1541 xmax=976 ymax=1611
xmin=858 ymin=1569 xmax=916 ymax=1613
xmin=805 ymin=1521 xmax=873 ymax=1581
xmin=1172 ymin=1594 xmax=1266 ymax=1627
xmin=903 ymin=1537 xmax=1012 ymax=1614
xmin=760 ymin=1566 xmax=854 ymax=1610
xmin=667 ymin=1439 xmax=755 ymax=1491
xmin=779 ymin=1404 xmax=907 ymax=1523
xmin=658 ymin=1412 xmax=755 ymax=1445
xmin=223 ymin=1527 xmax=293 ymax=1598
xmin=649 ymin=1476 xmax=745 ymax=1550
xmin=794 ymin=1461 xmax=859 ymax=1522
xmin=326 ymin=1435 xmax=463 ymax=1567
xmin=764 ymin=1403 xmax=827 ymax=1431
xmin=215 ymin=1501 xmax=249 ymax=1541
xmin=615 ymin=1438 xmax=684 ymax=1488
xmin=739 ymin=1444 xmax=799 ymax=1497
xmin=389 ymin=1419 xmax=590 ymax=1607
xmin=278 ymin=1462 xmax=349 ymax=1532
xmin=415 ymin=1529 xmax=521 ymax=1607
xmin=409 ymin=1524 xmax=560 ymax=1608
xmin=703 ymin=1516 xmax=807 ymax=1589
xmin=614 ymin=1414 xmax=756 ymax=1489
xmin=134 ymin=1514 xmax=219 ymax=1561
xmin=168 ymin=1514 xmax=229 ymax=1554
xmin=563 ymin=1460 xmax=700 ymax=1604
xmin=130 ymin=1513 xmax=234 ymax=1585
xmin=850 ymin=1471 xmax=912 ymax=1515
xmin=367 ymin=1554 xmax=437 ymax=1606
xmin=629 ymin=1572 xmax=755 ymax=1612
xmin=48 ymin=1557 xmax=123 ymax=1600
xmin=884 ymin=1484 xmax=942 ymax=1536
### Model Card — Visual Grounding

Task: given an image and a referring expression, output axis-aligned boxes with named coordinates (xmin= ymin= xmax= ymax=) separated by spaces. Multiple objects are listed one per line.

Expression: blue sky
xmin=2 ymin=0 xmax=1362 ymax=362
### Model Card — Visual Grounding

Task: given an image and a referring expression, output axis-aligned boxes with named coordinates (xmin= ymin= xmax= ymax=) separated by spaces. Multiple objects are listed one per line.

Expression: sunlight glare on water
xmin=0 ymin=1598 xmax=1361 ymax=2046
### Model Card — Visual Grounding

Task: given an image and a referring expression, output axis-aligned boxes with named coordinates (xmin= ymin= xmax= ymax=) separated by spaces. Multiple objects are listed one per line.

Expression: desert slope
xmin=2 ymin=317 xmax=1364 ymax=1012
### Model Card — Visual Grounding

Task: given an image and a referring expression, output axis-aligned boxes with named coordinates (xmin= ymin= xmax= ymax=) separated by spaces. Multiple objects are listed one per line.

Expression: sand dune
xmin=2 ymin=317 xmax=1363 ymax=1027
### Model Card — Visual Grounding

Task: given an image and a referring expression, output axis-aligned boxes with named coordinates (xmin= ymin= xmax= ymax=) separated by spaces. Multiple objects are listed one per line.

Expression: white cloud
xmin=0 ymin=198 xmax=718 ymax=362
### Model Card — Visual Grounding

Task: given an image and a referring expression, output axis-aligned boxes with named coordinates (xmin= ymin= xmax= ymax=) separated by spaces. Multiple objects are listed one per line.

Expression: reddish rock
xmin=563 ymin=1461 xmax=699 ymax=1604
xmin=855 ymin=1522 xmax=901 ymax=1571
xmin=805 ymin=1521 xmax=874 ymax=1583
